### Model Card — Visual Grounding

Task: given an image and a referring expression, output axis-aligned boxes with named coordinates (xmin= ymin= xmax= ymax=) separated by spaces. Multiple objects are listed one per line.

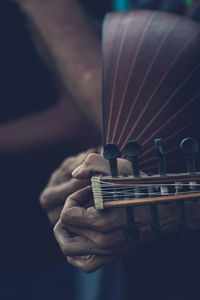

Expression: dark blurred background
xmin=0 ymin=0 xmax=199 ymax=300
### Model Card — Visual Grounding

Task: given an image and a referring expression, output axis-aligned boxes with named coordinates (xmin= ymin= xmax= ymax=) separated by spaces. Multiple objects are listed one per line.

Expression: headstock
xmin=92 ymin=137 xmax=200 ymax=237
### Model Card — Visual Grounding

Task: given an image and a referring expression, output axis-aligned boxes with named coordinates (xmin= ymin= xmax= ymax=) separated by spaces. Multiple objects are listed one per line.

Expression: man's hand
xmin=54 ymin=186 xmax=138 ymax=273
xmin=53 ymin=153 xmax=150 ymax=272
xmin=40 ymin=150 xmax=96 ymax=225
xmin=54 ymin=152 xmax=200 ymax=273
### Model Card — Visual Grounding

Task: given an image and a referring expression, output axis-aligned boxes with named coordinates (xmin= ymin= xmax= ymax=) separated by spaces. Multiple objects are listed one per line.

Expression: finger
xmin=62 ymin=186 xmax=127 ymax=230
xmin=63 ymin=185 xmax=93 ymax=210
xmin=61 ymin=201 xmax=127 ymax=232
xmin=65 ymin=225 xmax=127 ymax=249
xmin=67 ymin=255 xmax=116 ymax=273
xmin=48 ymin=149 xmax=95 ymax=186
xmin=71 ymin=153 xmax=109 ymax=178
xmin=47 ymin=206 xmax=63 ymax=225
xmin=54 ymin=220 xmax=119 ymax=256
xmin=40 ymin=179 xmax=90 ymax=210
xmin=72 ymin=153 xmax=132 ymax=179
xmin=54 ymin=220 xmax=94 ymax=256
xmin=54 ymin=221 xmax=138 ymax=261
xmin=48 ymin=166 xmax=71 ymax=187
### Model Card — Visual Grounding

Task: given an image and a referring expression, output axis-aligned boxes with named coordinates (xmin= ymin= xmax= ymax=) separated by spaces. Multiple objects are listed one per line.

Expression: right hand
xmin=53 ymin=152 xmax=137 ymax=273
xmin=40 ymin=149 xmax=96 ymax=225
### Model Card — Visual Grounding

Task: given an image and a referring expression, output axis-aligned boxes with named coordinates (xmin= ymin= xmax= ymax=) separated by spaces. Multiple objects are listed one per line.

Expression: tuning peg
xmin=124 ymin=140 xmax=143 ymax=177
xmin=123 ymin=173 xmax=140 ymax=241
xmin=124 ymin=140 xmax=142 ymax=240
xmin=155 ymin=138 xmax=166 ymax=175
xmin=104 ymin=142 xmax=120 ymax=177
xmin=177 ymin=137 xmax=197 ymax=236
xmin=147 ymin=172 xmax=161 ymax=236
xmin=180 ymin=138 xmax=199 ymax=173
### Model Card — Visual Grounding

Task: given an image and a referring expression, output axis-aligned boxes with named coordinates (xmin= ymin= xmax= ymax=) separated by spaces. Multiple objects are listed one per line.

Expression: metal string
xmin=92 ymin=179 xmax=200 ymax=201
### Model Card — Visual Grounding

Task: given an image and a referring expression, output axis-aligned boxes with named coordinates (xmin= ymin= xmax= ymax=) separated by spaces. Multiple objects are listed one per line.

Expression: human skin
xmin=48 ymin=152 xmax=200 ymax=273
xmin=13 ymin=0 xmax=200 ymax=273
xmin=0 ymin=1 xmax=101 ymax=156
xmin=40 ymin=149 xmax=96 ymax=224
xmin=13 ymin=0 xmax=102 ymax=128
xmin=0 ymin=92 xmax=100 ymax=155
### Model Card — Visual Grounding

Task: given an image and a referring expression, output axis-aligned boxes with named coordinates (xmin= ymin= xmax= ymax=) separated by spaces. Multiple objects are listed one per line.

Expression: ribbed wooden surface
xmin=102 ymin=10 xmax=200 ymax=172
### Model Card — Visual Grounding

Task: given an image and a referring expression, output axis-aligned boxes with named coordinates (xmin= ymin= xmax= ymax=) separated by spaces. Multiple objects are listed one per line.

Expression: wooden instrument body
xmin=95 ymin=10 xmax=200 ymax=296
xmin=92 ymin=10 xmax=200 ymax=237
xmin=102 ymin=10 xmax=200 ymax=173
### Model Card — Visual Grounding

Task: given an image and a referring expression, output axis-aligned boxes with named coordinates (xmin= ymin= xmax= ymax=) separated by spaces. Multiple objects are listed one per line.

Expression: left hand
xmin=54 ymin=153 xmax=147 ymax=272
xmin=40 ymin=150 xmax=95 ymax=225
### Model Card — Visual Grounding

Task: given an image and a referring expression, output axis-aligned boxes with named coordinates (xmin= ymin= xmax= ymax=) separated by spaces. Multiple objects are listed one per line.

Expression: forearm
xmin=16 ymin=0 xmax=101 ymax=128
xmin=0 ymin=94 xmax=100 ymax=155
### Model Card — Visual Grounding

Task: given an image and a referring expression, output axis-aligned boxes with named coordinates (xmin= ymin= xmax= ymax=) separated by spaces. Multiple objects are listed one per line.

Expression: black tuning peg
xmin=180 ymin=138 xmax=199 ymax=173
xmin=104 ymin=142 xmax=120 ymax=177
xmin=178 ymin=138 xmax=197 ymax=237
xmin=155 ymin=139 xmax=166 ymax=175
xmin=147 ymin=171 xmax=161 ymax=237
xmin=124 ymin=140 xmax=142 ymax=240
xmin=124 ymin=140 xmax=143 ymax=177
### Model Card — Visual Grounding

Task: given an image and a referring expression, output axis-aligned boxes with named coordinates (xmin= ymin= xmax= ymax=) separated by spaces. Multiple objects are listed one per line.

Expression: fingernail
xmin=81 ymin=255 xmax=92 ymax=260
xmin=74 ymin=255 xmax=92 ymax=260
xmin=72 ymin=165 xmax=81 ymax=177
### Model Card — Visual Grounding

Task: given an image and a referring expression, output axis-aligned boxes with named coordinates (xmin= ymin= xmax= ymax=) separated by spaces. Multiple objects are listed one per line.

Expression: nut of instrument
xmin=91 ymin=176 xmax=104 ymax=210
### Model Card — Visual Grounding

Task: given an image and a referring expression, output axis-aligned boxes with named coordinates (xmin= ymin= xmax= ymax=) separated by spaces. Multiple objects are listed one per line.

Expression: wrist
xmin=15 ymin=0 xmax=72 ymax=9
xmin=14 ymin=0 xmax=77 ymax=21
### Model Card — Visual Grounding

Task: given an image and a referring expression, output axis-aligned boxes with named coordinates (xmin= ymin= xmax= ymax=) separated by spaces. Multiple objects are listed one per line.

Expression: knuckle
xmin=50 ymin=170 xmax=60 ymax=181
xmin=48 ymin=168 xmax=67 ymax=185
xmin=58 ymin=157 xmax=76 ymax=175
xmin=84 ymin=153 xmax=98 ymax=167
xmin=60 ymin=210 xmax=67 ymax=224
xmin=95 ymin=218 xmax=111 ymax=233
xmin=93 ymin=234 xmax=109 ymax=248
xmin=118 ymin=158 xmax=132 ymax=174
xmin=53 ymin=223 xmax=60 ymax=242
xmin=61 ymin=244 xmax=70 ymax=257
xmin=53 ymin=223 xmax=58 ymax=236
xmin=87 ymin=208 xmax=104 ymax=230
xmin=61 ymin=156 xmax=74 ymax=168
xmin=60 ymin=205 xmax=79 ymax=224
xmin=87 ymin=208 xmax=114 ymax=232
xmin=77 ymin=151 xmax=87 ymax=161
xmin=39 ymin=191 xmax=49 ymax=208
xmin=53 ymin=225 xmax=68 ymax=256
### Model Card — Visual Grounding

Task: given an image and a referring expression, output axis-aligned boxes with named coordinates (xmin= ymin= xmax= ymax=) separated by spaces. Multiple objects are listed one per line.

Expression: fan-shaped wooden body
xmin=102 ymin=10 xmax=200 ymax=172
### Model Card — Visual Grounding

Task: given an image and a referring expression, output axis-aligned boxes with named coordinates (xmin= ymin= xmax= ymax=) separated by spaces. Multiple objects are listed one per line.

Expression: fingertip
xmin=72 ymin=166 xmax=91 ymax=179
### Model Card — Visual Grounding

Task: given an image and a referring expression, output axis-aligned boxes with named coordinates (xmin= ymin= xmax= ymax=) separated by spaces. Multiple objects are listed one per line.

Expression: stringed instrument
xmin=92 ymin=10 xmax=200 ymax=238
xmin=92 ymin=139 xmax=200 ymax=210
